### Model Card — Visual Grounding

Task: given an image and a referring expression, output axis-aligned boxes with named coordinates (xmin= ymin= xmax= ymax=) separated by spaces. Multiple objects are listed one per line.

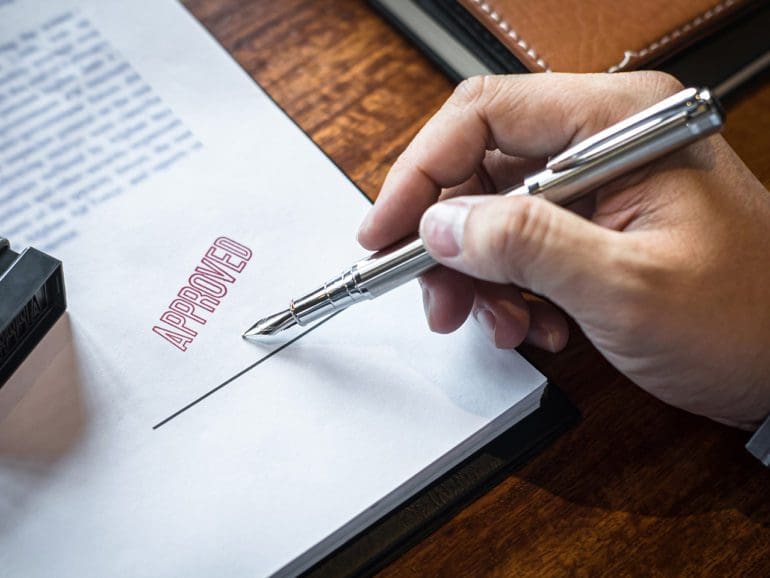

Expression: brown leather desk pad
xmin=457 ymin=0 xmax=752 ymax=73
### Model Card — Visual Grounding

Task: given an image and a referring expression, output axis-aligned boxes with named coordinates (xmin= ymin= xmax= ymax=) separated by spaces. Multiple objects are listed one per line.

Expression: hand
xmin=357 ymin=72 xmax=770 ymax=430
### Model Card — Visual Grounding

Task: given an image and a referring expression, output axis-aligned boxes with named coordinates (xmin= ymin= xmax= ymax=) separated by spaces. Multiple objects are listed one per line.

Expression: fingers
xmin=420 ymin=274 xmax=570 ymax=352
xmin=471 ymin=281 xmax=529 ymax=348
xmin=473 ymin=287 xmax=569 ymax=352
xmin=522 ymin=295 xmax=570 ymax=352
xmin=358 ymin=71 xmax=684 ymax=250
xmin=419 ymin=194 xmax=625 ymax=312
xmin=419 ymin=266 xmax=474 ymax=333
xmin=438 ymin=152 xmax=543 ymax=200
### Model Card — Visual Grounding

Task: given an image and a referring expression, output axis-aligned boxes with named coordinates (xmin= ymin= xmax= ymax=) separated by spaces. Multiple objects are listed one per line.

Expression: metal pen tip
xmin=242 ymin=309 xmax=297 ymax=340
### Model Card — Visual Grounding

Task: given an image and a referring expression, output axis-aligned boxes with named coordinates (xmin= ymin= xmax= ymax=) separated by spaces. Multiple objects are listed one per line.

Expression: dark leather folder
xmin=371 ymin=0 xmax=770 ymax=96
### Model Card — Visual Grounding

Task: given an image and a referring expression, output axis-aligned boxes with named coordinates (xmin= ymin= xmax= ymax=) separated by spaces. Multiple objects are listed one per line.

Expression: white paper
xmin=0 ymin=1 xmax=547 ymax=576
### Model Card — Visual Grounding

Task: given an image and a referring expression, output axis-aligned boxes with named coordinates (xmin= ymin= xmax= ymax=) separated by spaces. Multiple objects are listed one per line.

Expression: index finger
xmin=356 ymin=71 xmax=683 ymax=250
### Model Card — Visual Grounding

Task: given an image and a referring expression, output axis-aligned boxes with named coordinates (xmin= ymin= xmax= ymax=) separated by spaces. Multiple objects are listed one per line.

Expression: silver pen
xmin=243 ymin=87 xmax=723 ymax=339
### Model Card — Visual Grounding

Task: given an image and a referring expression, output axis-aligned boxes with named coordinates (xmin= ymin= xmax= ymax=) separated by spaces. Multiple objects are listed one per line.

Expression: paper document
xmin=0 ymin=1 xmax=547 ymax=576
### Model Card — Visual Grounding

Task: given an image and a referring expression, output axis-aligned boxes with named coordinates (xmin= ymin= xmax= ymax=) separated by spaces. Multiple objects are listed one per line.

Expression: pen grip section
xmin=289 ymin=268 xmax=367 ymax=325
xmin=288 ymin=238 xmax=435 ymax=326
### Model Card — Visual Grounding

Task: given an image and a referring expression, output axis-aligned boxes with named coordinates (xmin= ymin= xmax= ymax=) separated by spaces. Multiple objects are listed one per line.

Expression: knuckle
xmin=390 ymin=150 xmax=411 ymax=172
xmin=637 ymin=70 xmax=684 ymax=97
xmin=589 ymin=72 xmax=685 ymax=131
xmin=450 ymin=75 xmax=495 ymax=110
xmin=621 ymin=70 xmax=684 ymax=100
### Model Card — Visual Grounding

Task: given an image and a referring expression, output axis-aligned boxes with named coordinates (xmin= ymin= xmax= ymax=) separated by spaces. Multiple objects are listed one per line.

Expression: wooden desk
xmin=185 ymin=1 xmax=770 ymax=574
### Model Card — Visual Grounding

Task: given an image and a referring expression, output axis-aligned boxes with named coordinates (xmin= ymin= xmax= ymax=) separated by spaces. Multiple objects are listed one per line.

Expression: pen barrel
xmin=352 ymin=236 xmax=435 ymax=298
xmin=526 ymin=126 xmax=709 ymax=204
xmin=288 ymin=237 xmax=435 ymax=326
xmin=524 ymin=88 xmax=723 ymax=205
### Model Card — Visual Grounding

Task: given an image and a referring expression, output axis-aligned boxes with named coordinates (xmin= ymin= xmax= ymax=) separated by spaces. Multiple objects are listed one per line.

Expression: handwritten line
xmin=152 ymin=312 xmax=340 ymax=430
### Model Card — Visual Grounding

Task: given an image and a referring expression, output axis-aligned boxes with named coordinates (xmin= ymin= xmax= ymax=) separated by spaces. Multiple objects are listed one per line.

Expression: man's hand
xmin=357 ymin=72 xmax=770 ymax=430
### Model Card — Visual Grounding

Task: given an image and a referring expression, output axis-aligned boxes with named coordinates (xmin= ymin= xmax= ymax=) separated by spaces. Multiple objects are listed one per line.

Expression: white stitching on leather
xmin=469 ymin=0 xmax=552 ymax=72
xmin=607 ymin=0 xmax=737 ymax=73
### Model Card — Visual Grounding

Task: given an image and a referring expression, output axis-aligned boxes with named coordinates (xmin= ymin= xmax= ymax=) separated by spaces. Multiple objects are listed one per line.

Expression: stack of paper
xmin=0 ymin=1 xmax=547 ymax=575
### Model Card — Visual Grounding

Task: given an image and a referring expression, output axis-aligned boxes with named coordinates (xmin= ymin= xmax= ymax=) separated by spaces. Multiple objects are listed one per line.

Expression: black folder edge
xmin=303 ymin=382 xmax=578 ymax=577
xmin=370 ymin=0 xmax=770 ymax=96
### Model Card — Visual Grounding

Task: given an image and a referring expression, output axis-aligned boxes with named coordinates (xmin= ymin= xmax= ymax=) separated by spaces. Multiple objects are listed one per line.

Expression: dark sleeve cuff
xmin=746 ymin=416 xmax=770 ymax=467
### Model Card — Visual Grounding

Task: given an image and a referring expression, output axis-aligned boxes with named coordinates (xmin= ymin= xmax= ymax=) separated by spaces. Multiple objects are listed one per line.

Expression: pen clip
xmin=546 ymin=87 xmax=712 ymax=172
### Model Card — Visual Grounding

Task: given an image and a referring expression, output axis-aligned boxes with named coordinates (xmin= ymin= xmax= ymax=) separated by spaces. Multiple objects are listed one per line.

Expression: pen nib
xmin=242 ymin=309 xmax=297 ymax=340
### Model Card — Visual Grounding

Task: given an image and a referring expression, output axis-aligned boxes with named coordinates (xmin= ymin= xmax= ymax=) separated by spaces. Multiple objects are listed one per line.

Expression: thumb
xmin=419 ymin=195 xmax=624 ymax=309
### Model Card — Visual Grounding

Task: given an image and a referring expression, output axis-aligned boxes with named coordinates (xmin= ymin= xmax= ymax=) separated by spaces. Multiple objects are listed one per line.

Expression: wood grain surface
xmin=184 ymin=1 xmax=770 ymax=575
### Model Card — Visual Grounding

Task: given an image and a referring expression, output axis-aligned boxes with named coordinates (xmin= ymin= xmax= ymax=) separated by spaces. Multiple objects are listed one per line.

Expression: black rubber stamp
xmin=0 ymin=236 xmax=67 ymax=386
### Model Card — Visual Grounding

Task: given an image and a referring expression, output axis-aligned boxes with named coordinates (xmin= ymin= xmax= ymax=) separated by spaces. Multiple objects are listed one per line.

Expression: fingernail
xmin=420 ymin=201 xmax=470 ymax=258
xmin=473 ymin=308 xmax=496 ymax=344
xmin=420 ymin=280 xmax=432 ymax=324
xmin=527 ymin=325 xmax=562 ymax=353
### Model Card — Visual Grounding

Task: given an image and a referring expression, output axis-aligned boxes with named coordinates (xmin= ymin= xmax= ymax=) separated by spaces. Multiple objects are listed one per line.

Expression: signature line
xmin=152 ymin=313 xmax=339 ymax=430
